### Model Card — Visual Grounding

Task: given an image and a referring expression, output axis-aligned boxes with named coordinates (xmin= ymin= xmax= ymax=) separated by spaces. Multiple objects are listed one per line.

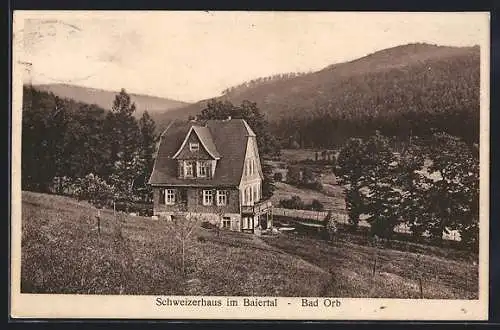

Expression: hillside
xmin=155 ymin=43 xmax=480 ymax=146
xmin=21 ymin=191 xmax=477 ymax=298
xmin=32 ymin=83 xmax=190 ymax=117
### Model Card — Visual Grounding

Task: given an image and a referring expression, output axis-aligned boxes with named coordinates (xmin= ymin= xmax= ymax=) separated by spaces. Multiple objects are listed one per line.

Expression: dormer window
xmin=189 ymin=142 xmax=199 ymax=151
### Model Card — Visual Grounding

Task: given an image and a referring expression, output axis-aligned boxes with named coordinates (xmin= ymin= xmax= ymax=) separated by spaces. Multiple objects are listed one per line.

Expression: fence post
xmin=96 ymin=209 xmax=101 ymax=236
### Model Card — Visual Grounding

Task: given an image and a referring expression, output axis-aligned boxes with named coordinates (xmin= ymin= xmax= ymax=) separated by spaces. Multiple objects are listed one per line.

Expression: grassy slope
xmin=21 ymin=191 xmax=477 ymax=298
xmin=262 ymin=234 xmax=478 ymax=299
xmin=21 ymin=191 xmax=328 ymax=296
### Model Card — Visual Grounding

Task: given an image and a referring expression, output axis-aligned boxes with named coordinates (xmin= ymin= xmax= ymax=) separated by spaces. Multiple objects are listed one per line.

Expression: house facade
xmin=148 ymin=118 xmax=273 ymax=233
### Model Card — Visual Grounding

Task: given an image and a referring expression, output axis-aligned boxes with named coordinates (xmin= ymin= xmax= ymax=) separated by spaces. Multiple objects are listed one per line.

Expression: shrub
xmin=323 ymin=210 xmax=338 ymax=241
xmin=71 ymin=173 xmax=115 ymax=208
xmin=287 ymin=166 xmax=302 ymax=185
xmin=303 ymin=180 xmax=323 ymax=192
xmin=309 ymin=199 xmax=324 ymax=211
xmin=279 ymin=195 xmax=305 ymax=209
xmin=273 ymin=172 xmax=283 ymax=182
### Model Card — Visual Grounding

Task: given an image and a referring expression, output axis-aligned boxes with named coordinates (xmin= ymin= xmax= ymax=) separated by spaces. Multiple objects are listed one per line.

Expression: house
xmin=148 ymin=118 xmax=273 ymax=233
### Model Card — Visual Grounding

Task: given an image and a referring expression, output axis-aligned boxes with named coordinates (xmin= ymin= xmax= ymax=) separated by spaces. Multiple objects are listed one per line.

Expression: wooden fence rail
xmin=272 ymin=207 xmax=461 ymax=241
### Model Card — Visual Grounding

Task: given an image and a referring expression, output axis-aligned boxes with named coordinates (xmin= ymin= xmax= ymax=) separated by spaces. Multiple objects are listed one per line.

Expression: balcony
xmin=241 ymin=200 xmax=273 ymax=216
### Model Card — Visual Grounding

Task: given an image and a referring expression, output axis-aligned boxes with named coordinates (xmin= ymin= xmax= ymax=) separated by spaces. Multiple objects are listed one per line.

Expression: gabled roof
xmin=172 ymin=125 xmax=221 ymax=159
xmin=148 ymin=118 xmax=256 ymax=186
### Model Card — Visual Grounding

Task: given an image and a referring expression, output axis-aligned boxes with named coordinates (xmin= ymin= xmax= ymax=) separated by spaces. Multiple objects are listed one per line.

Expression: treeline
xmin=218 ymin=45 xmax=479 ymax=149
xmin=155 ymin=44 xmax=479 ymax=147
xmin=22 ymin=86 xmax=157 ymax=205
xmin=272 ymin=107 xmax=479 ymax=149
xmin=221 ymin=71 xmax=310 ymax=96
xmin=335 ymin=131 xmax=479 ymax=250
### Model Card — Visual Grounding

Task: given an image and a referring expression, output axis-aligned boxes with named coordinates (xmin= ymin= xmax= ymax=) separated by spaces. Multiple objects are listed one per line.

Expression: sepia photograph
xmin=10 ymin=11 xmax=490 ymax=320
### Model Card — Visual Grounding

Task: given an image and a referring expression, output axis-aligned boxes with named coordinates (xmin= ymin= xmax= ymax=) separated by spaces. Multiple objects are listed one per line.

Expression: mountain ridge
xmin=31 ymin=83 xmax=191 ymax=117
xmin=154 ymin=43 xmax=479 ymax=129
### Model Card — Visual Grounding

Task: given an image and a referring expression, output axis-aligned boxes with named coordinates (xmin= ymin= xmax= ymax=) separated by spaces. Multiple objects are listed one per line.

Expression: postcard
xmin=10 ymin=10 xmax=490 ymax=320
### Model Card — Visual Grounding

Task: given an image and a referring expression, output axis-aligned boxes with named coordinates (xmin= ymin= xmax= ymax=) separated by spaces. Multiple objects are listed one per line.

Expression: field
xmin=270 ymin=182 xmax=345 ymax=211
xmin=266 ymin=148 xmax=345 ymax=211
xmin=20 ymin=191 xmax=478 ymax=298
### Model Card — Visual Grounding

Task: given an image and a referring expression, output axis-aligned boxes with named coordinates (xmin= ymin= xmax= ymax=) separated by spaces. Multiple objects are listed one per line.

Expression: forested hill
xmin=155 ymin=43 xmax=480 ymax=147
xmin=32 ymin=83 xmax=190 ymax=118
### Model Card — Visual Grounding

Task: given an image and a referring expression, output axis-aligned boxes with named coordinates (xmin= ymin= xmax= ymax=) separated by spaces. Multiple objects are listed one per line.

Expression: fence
xmin=272 ymin=207 xmax=348 ymax=223
xmin=272 ymin=207 xmax=461 ymax=241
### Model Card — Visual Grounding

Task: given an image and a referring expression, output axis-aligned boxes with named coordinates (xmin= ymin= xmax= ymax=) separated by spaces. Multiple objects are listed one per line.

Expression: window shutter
xmin=212 ymin=189 xmax=217 ymax=205
xmin=206 ymin=162 xmax=211 ymax=179
xmin=180 ymin=188 xmax=187 ymax=202
xmin=226 ymin=190 xmax=230 ymax=205
xmin=159 ymin=189 xmax=165 ymax=204
xmin=199 ymin=189 xmax=203 ymax=205
xmin=178 ymin=161 xmax=183 ymax=178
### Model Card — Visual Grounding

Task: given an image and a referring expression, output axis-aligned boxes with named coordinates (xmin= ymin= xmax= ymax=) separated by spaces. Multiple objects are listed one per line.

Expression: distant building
xmin=148 ymin=118 xmax=273 ymax=232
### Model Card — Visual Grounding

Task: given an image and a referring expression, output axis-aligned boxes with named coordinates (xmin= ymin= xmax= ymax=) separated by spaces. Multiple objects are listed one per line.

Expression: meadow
xmin=20 ymin=191 xmax=478 ymax=298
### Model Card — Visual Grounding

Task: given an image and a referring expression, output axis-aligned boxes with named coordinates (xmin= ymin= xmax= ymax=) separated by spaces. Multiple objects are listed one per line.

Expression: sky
xmin=14 ymin=11 xmax=489 ymax=103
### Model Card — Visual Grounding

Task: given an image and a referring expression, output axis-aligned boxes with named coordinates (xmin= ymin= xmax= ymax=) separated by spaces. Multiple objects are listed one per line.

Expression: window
xmin=250 ymin=159 xmax=254 ymax=175
xmin=165 ymin=189 xmax=176 ymax=205
xmin=253 ymin=184 xmax=258 ymax=201
xmin=217 ymin=190 xmax=228 ymax=206
xmin=242 ymin=217 xmax=252 ymax=230
xmin=184 ymin=161 xmax=194 ymax=177
xmin=197 ymin=161 xmax=209 ymax=177
xmin=189 ymin=142 xmax=199 ymax=151
xmin=203 ymin=189 xmax=213 ymax=206
xmin=222 ymin=216 xmax=231 ymax=229
xmin=245 ymin=187 xmax=250 ymax=204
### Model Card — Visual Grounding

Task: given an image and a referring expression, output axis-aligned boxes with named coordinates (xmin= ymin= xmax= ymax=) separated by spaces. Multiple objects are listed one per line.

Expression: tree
xmin=261 ymin=163 xmax=276 ymax=200
xmin=109 ymin=151 xmax=147 ymax=202
xmin=139 ymin=111 xmax=157 ymax=170
xmin=323 ymin=210 xmax=338 ymax=241
xmin=287 ymin=165 xmax=302 ymax=186
xmin=424 ymin=133 xmax=479 ymax=245
xmin=397 ymin=140 xmax=430 ymax=240
xmin=359 ymin=133 xmax=401 ymax=238
xmin=166 ymin=211 xmax=201 ymax=276
xmin=336 ymin=132 xmax=401 ymax=237
xmin=310 ymin=199 xmax=324 ymax=211
xmin=137 ymin=111 xmax=158 ymax=201
xmin=302 ymin=167 xmax=316 ymax=184
xmin=105 ymin=89 xmax=141 ymax=171
xmin=336 ymin=138 xmax=366 ymax=227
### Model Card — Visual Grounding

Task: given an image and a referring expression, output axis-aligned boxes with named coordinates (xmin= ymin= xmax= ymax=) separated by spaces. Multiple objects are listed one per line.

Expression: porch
xmin=240 ymin=200 xmax=273 ymax=233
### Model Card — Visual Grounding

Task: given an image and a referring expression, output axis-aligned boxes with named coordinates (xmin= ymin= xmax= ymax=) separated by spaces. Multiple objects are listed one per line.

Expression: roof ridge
xmin=160 ymin=120 xmax=176 ymax=138
xmin=241 ymin=119 xmax=256 ymax=137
